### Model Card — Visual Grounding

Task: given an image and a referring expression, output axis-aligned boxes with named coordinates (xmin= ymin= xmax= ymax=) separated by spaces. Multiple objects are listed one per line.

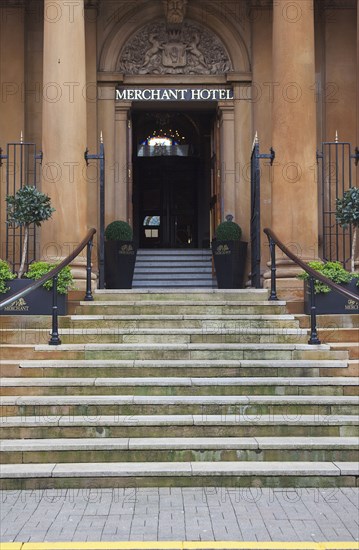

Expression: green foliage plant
xmin=0 ymin=260 xmax=16 ymax=294
xmin=105 ymin=220 xmax=133 ymax=241
xmin=24 ymin=262 xmax=74 ymax=294
xmin=216 ymin=215 xmax=242 ymax=242
xmin=298 ymin=260 xmax=357 ymax=294
xmin=6 ymin=186 xmax=55 ymax=279
xmin=336 ymin=187 xmax=359 ymax=272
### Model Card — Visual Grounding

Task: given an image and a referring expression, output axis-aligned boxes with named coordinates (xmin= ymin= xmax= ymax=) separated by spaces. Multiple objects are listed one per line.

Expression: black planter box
xmin=0 ymin=279 xmax=67 ymax=315
xmin=212 ymin=240 xmax=248 ymax=289
xmin=105 ymin=241 xmax=137 ymax=289
xmin=304 ymin=279 xmax=359 ymax=315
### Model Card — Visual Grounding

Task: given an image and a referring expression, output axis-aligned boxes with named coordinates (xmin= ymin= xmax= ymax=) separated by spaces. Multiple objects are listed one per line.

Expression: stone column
xmin=115 ymin=103 xmax=131 ymax=223
xmin=218 ymin=103 xmax=236 ymax=221
xmin=0 ymin=1 xmax=25 ymax=258
xmin=357 ymin=0 xmax=359 ymax=183
xmin=41 ymin=0 xmax=88 ymax=284
xmin=269 ymin=0 xmax=318 ymax=297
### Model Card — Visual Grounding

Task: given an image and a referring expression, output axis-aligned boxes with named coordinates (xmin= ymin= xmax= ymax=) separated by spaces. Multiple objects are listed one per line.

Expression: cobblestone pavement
xmin=1 ymin=488 xmax=358 ymax=543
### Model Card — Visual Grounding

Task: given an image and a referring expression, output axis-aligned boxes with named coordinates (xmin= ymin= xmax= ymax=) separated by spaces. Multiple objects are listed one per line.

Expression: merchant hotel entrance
xmin=2 ymin=0 xmax=357 ymax=285
xmin=100 ymin=0 xmax=252 ymax=252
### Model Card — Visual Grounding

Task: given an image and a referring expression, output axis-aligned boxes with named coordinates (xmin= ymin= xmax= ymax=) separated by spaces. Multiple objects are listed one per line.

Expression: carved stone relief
xmin=162 ymin=0 xmax=188 ymax=26
xmin=118 ymin=20 xmax=232 ymax=75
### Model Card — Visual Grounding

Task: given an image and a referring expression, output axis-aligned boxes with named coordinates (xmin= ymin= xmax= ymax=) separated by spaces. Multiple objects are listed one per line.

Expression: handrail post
xmin=308 ymin=276 xmax=321 ymax=345
xmin=269 ymin=237 xmax=278 ymax=301
xmin=49 ymin=275 xmax=61 ymax=345
xmin=84 ymin=238 xmax=94 ymax=301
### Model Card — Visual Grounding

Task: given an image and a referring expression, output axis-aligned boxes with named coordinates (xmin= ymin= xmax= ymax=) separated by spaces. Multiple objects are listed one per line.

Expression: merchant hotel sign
xmin=116 ymin=87 xmax=234 ymax=102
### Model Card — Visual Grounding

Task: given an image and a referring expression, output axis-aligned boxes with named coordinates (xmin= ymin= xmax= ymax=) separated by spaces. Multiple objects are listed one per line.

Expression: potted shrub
xmin=298 ymin=261 xmax=359 ymax=314
xmin=6 ymin=185 xmax=55 ymax=279
xmin=2 ymin=186 xmax=73 ymax=315
xmin=1 ymin=261 xmax=74 ymax=315
xmin=336 ymin=186 xmax=359 ymax=273
xmin=212 ymin=214 xmax=248 ymax=289
xmin=0 ymin=260 xmax=16 ymax=295
xmin=105 ymin=220 xmax=137 ymax=289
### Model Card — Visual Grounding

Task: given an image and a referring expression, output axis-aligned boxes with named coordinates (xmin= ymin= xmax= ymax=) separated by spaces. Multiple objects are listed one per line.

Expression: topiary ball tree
xmin=336 ymin=187 xmax=359 ymax=272
xmin=105 ymin=220 xmax=133 ymax=241
xmin=216 ymin=214 xmax=242 ymax=242
xmin=6 ymin=186 xmax=55 ymax=279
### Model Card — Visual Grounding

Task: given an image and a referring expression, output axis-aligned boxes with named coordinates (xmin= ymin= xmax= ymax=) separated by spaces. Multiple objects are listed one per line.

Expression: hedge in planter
xmin=212 ymin=215 xmax=248 ymax=289
xmin=0 ymin=262 xmax=73 ymax=315
xmin=105 ymin=220 xmax=137 ymax=289
xmin=298 ymin=261 xmax=359 ymax=314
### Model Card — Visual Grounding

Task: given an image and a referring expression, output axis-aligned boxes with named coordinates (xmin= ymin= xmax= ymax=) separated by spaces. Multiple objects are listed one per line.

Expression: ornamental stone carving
xmin=162 ymin=0 xmax=188 ymax=26
xmin=118 ymin=20 xmax=232 ymax=75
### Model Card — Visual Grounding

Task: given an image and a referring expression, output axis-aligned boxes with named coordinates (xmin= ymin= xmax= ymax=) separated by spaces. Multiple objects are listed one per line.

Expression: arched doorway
xmin=132 ymin=107 xmax=215 ymax=249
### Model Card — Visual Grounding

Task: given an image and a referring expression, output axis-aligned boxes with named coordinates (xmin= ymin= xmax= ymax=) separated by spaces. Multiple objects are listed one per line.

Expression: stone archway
xmin=97 ymin=2 xmax=253 ymax=241
xmin=99 ymin=2 xmax=250 ymax=74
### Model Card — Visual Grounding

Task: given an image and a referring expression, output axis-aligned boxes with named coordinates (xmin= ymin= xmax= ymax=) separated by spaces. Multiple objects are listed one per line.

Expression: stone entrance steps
xmin=1 ymin=288 xmax=358 ymax=489
xmin=133 ymin=250 xmax=215 ymax=288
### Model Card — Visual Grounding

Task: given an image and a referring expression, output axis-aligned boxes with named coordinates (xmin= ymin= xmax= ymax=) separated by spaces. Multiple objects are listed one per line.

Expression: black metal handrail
xmin=264 ymin=227 xmax=359 ymax=345
xmin=0 ymin=228 xmax=97 ymax=345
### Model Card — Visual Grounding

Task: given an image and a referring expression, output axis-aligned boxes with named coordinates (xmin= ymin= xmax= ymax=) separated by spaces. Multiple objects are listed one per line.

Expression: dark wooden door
xmin=137 ymin=157 xmax=198 ymax=248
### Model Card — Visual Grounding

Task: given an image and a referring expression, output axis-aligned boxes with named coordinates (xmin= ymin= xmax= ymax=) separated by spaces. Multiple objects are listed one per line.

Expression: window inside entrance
xmin=133 ymin=110 xmax=214 ymax=249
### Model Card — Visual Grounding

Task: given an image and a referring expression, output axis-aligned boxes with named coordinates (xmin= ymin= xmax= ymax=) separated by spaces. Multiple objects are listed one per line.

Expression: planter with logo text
xmin=304 ymin=279 xmax=359 ymax=315
xmin=105 ymin=241 xmax=137 ymax=289
xmin=212 ymin=240 xmax=248 ymax=289
xmin=0 ymin=279 xmax=67 ymax=315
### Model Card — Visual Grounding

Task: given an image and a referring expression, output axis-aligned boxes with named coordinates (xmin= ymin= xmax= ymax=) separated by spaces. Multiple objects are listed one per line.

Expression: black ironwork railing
xmin=0 ymin=228 xmax=96 ymax=345
xmin=317 ymin=138 xmax=359 ymax=267
xmin=250 ymin=134 xmax=275 ymax=288
xmin=0 ymin=140 xmax=43 ymax=273
xmin=264 ymin=228 xmax=359 ymax=345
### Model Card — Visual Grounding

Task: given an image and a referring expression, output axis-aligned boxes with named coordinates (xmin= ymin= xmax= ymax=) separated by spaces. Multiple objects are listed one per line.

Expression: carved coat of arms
xmin=118 ymin=21 xmax=232 ymax=75
xmin=162 ymin=42 xmax=187 ymax=68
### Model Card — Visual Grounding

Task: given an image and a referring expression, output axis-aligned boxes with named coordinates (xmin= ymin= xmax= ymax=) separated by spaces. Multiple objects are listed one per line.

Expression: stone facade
xmin=0 ymin=0 xmax=358 ymax=291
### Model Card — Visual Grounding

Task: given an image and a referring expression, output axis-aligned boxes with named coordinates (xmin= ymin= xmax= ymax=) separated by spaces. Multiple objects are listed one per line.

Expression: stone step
xmin=313 ymin=328 xmax=359 ymax=344
xmin=93 ymin=289 xmax=269 ymax=301
xmin=320 ymin=360 xmax=359 ymax=378
xmin=28 ymin=343 xmax=348 ymax=364
xmin=0 ymin=327 xmax=311 ymax=345
xmin=330 ymin=343 xmax=359 ymax=359
xmin=137 ymin=248 xmax=212 ymax=258
xmin=296 ymin=313 xmax=359 ymax=329
xmin=134 ymin=265 xmax=212 ymax=272
xmin=132 ymin=281 xmax=217 ymax=288
xmin=1 ymin=461 xmax=358 ymax=490
xmin=133 ymin=270 xmax=213 ymax=278
xmin=1 ymin=377 xmax=357 ymax=397
xmin=2 ymin=394 xmax=358 ymax=417
xmin=1 ymin=437 xmax=357 ymax=464
xmin=2 ymin=414 xmax=357 ymax=439
xmin=68 ymin=316 xmax=301 ymax=330
xmin=77 ymin=301 xmax=289 ymax=316
xmin=0 ymin=314 xmax=301 ymax=331
xmin=13 ymin=359 xmax=351 ymax=379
